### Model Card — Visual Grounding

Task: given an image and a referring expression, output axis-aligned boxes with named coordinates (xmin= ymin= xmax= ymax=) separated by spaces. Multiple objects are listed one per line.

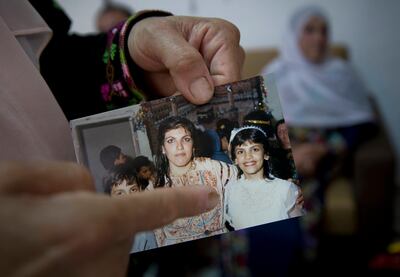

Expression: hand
xmin=292 ymin=143 xmax=328 ymax=177
xmin=289 ymin=187 xmax=305 ymax=218
xmin=0 ymin=161 xmax=218 ymax=277
xmin=295 ymin=187 xmax=304 ymax=208
xmin=128 ymin=15 xmax=244 ymax=104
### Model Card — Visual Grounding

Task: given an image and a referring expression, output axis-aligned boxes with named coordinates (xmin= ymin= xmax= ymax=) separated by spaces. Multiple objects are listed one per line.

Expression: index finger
xmin=111 ymin=186 xmax=219 ymax=237
xmin=67 ymin=186 xmax=220 ymax=243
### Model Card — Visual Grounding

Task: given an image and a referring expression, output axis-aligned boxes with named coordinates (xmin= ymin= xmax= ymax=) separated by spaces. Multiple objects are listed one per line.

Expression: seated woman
xmin=262 ymin=5 xmax=378 ymax=258
xmin=263 ymin=5 xmax=376 ymax=179
xmin=225 ymin=126 xmax=303 ymax=230
xmin=152 ymin=116 xmax=237 ymax=247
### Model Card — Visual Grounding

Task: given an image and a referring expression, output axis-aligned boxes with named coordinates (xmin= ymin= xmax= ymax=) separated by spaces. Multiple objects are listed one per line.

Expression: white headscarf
xmin=263 ymin=5 xmax=374 ymax=128
xmin=0 ymin=0 xmax=75 ymax=161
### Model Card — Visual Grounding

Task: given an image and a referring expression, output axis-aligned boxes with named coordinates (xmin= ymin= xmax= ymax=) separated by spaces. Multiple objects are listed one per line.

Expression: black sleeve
xmin=31 ymin=1 xmax=171 ymax=120
xmin=30 ymin=0 xmax=109 ymax=120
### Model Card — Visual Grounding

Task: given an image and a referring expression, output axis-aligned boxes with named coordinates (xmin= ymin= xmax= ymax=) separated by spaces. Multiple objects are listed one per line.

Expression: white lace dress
xmin=224 ymin=175 xmax=300 ymax=230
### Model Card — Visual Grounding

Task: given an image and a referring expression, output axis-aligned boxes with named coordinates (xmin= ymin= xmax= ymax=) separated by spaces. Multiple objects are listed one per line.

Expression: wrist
xmin=125 ymin=11 xmax=173 ymax=72
xmin=102 ymin=10 xmax=172 ymax=109
xmin=124 ymin=11 xmax=173 ymax=89
xmin=126 ymin=10 xmax=173 ymax=60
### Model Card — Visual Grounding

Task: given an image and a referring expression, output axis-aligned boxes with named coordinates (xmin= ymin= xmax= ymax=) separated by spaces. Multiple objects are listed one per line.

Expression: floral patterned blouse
xmin=152 ymin=157 xmax=237 ymax=247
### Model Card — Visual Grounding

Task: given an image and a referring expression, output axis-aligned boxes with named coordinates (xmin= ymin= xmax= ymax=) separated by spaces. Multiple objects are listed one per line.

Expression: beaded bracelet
xmin=102 ymin=10 xmax=172 ymax=110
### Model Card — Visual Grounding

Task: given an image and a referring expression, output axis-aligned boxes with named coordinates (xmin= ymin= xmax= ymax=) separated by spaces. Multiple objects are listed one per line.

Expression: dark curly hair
xmin=154 ymin=116 xmax=197 ymax=188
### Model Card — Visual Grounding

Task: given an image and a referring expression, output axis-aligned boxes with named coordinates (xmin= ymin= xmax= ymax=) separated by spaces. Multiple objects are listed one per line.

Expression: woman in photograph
xmin=152 ymin=116 xmax=237 ymax=247
xmin=225 ymin=126 xmax=304 ymax=230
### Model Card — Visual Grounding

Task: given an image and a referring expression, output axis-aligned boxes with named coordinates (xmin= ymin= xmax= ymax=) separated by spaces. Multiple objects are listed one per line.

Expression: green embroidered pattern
xmin=110 ymin=44 xmax=117 ymax=60
xmin=102 ymin=43 xmax=117 ymax=64
xmin=102 ymin=51 xmax=108 ymax=64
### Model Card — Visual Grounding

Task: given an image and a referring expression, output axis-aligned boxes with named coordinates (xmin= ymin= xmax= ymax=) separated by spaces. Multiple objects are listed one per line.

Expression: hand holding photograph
xmin=70 ymin=75 xmax=304 ymax=253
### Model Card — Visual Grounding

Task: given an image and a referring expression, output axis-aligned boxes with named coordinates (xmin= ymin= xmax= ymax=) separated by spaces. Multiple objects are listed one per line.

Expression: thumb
xmin=160 ymin=35 xmax=215 ymax=104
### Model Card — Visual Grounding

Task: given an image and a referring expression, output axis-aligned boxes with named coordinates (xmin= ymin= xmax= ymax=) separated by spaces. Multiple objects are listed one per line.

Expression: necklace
xmin=170 ymin=160 xmax=197 ymax=187
xmin=170 ymin=160 xmax=196 ymax=177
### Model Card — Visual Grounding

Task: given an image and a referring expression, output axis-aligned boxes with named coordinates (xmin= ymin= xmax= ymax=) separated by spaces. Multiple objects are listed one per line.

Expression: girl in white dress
xmin=225 ymin=126 xmax=304 ymax=230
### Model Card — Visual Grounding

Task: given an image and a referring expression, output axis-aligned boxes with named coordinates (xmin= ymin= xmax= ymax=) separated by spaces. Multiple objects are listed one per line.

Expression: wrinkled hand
xmin=292 ymin=143 xmax=328 ymax=177
xmin=0 ymin=161 xmax=217 ymax=277
xmin=128 ymin=15 xmax=244 ymax=104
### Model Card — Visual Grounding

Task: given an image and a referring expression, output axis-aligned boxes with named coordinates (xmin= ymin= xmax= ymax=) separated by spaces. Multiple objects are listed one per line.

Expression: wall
xmin=58 ymin=0 xmax=400 ymax=162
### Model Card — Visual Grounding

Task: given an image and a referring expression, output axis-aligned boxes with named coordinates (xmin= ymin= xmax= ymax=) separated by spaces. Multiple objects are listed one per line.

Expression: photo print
xmin=70 ymin=75 xmax=304 ymax=253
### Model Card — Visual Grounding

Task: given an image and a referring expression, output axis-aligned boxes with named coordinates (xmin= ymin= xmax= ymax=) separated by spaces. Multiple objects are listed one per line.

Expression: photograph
xmin=70 ymin=75 xmax=304 ymax=253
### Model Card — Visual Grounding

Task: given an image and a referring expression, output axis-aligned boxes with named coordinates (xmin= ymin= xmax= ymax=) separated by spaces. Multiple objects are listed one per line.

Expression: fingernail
xmin=206 ymin=189 xmax=219 ymax=210
xmin=189 ymin=77 xmax=212 ymax=102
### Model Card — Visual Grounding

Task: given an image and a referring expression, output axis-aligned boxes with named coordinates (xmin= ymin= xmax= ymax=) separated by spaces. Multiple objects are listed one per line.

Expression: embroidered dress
xmin=152 ymin=157 xmax=237 ymax=247
xmin=225 ymin=176 xmax=299 ymax=230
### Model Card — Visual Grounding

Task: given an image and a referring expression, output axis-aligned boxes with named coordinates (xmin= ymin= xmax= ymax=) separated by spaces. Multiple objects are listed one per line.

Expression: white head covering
xmin=263 ymin=5 xmax=374 ymax=128
xmin=0 ymin=0 xmax=75 ymax=161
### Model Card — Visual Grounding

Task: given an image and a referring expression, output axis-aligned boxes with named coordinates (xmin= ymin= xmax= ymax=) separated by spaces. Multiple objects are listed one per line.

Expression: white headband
xmin=229 ymin=125 xmax=267 ymax=145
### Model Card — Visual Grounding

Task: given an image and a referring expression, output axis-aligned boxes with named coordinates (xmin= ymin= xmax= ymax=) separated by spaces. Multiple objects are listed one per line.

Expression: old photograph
xmin=70 ymin=75 xmax=303 ymax=253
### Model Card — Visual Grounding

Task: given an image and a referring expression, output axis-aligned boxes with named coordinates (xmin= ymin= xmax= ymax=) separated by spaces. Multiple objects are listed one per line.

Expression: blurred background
xmin=59 ymin=0 xmax=399 ymax=168
xmin=56 ymin=0 xmax=400 ymax=275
